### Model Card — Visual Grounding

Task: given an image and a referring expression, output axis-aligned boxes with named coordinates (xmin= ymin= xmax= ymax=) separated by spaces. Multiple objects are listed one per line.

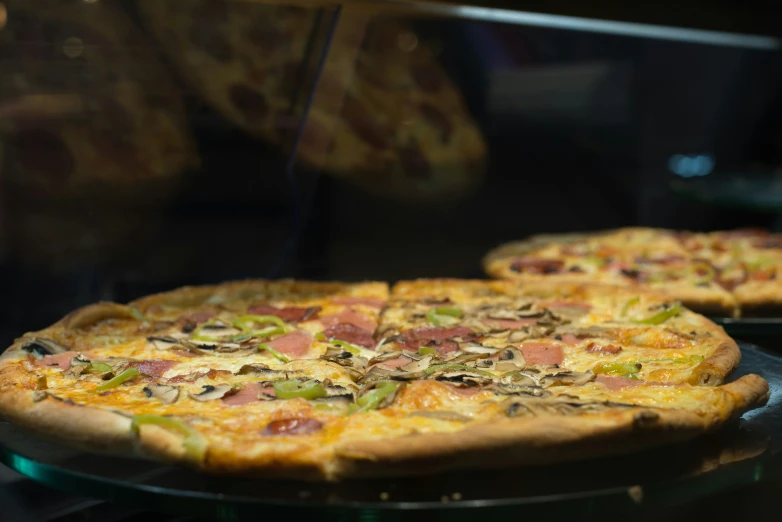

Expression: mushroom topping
xmin=502 ymin=397 xmax=635 ymax=417
xmin=499 ymin=371 xmax=538 ymax=387
xmin=473 ymin=358 xmax=496 ymax=370
xmin=540 ymin=370 xmax=595 ymax=387
xmin=320 ymin=347 xmax=368 ymax=371
xmin=459 ymin=342 xmax=499 ymax=355
xmin=446 ymin=352 xmax=488 ymax=365
xmin=489 ymin=382 xmax=550 ymax=397
xmin=324 ymin=384 xmax=357 ymax=400
xmin=435 ymin=372 xmax=493 ymax=387
xmin=357 ymin=365 xmax=425 ymax=384
xmin=143 ymin=384 xmax=180 ymax=405
xmin=408 ymin=411 xmax=471 ymax=422
xmin=22 ymin=338 xmax=69 ymax=357
xmin=367 ymin=351 xmax=403 ymax=367
xmin=64 ymin=355 xmax=92 ymax=378
xmin=189 ymin=384 xmax=233 ymax=401
xmin=495 ymin=347 xmax=526 ymax=372
xmin=147 ymin=336 xmax=180 ymax=350
xmin=399 ymin=355 xmax=433 ymax=373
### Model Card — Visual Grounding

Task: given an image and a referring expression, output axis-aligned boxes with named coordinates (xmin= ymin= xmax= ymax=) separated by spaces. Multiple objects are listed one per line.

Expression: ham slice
xmin=394 ymin=326 xmax=474 ymax=355
xmin=332 ymin=296 xmax=386 ymax=309
xmin=266 ymin=330 xmax=313 ymax=358
xmin=558 ymin=333 xmax=582 ymax=345
xmin=585 ymin=343 xmax=622 ymax=354
xmin=263 ymin=418 xmax=323 ymax=436
xmin=596 ymin=375 xmax=642 ymax=390
xmin=321 ymin=323 xmax=375 ymax=348
xmin=519 ymin=343 xmax=564 ymax=365
xmin=319 ymin=308 xmax=376 ymax=332
xmin=545 ymin=301 xmax=593 ymax=314
xmin=33 ymin=351 xmax=78 ymax=370
xmin=247 ymin=304 xmax=321 ymax=322
xmin=222 ymin=383 xmax=262 ymax=406
xmin=483 ymin=318 xmax=537 ymax=329
xmin=133 ymin=359 xmax=178 ymax=377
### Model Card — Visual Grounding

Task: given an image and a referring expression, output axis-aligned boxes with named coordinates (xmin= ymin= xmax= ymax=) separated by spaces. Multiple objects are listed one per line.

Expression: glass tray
xmin=1 ymin=342 xmax=781 ymax=521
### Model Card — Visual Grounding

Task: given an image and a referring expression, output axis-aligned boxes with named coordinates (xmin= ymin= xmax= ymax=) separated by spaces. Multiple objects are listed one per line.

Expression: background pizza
xmin=137 ymin=0 xmax=486 ymax=201
xmin=484 ymin=228 xmax=782 ymax=317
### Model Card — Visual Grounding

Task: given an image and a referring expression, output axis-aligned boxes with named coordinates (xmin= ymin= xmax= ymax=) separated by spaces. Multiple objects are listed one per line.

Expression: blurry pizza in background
xmin=0 ymin=0 xmax=199 ymax=271
xmin=138 ymin=0 xmax=486 ymax=201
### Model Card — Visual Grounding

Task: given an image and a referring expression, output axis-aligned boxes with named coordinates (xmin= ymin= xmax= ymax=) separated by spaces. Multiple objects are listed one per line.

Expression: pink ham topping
xmin=321 ymin=323 xmax=375 ymax=348
xmin=246 ymin=303 xmax=321 ymax=322
xmin=595 ymin=375 xmax=642 ymax=390
xmin=265 ymin=330 xmax=313 ymax=358
xmin=394 ymin=326 xmax=474 ymax=355
xmin=585 ymin=343 xmax=622 ymax=355
xmin=483 ymin=318 xmax=537 ymax=329
xmin=375 ymin=357 xmax=410 ymax=370
xmin=319 ymin=308 xmax=377 ymax=332
xmin=132 ymin=359 xmax=178 ymax=377
xmin=545 ymin=301 xmax=593 ymax=313
xmin=262 ymin=417 xmax=323 ymax=436
xmin=222 ymin=383 xmax=262 ymax=406
xmin=519 ymin=343 xmax=564 ymax=366
xmin=332 ymin=296 xmax=386 ymax=309
xmin=33 ymin=351 xmax=79 ymax=369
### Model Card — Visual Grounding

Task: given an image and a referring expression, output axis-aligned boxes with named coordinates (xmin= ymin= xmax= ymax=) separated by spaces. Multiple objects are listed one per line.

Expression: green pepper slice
xmin=350 ymin=381 xmax=400 ymax=414
xmin=620 ymin=297 xmax=640 ymax=317
xmin=423 ymin=363 xmax=494 ymax=377
xmin=191 ymin=319 xmax=231 ymax=342
xmin=314 ymin=332 xmax=327 ymax=341
xmin=593 ymin=362 xmax=642 ymax=379
xmin=131 ymin=415 xmax=207 ymax=462
xmin=641 ymin=355 xmax=705 ymax=365
xmin=232 ymin=315 xmax=287 ymax=332
xmin=94 ymin=367 xmax=139 ymax=391
xmin=633 ymin=303 xmax=683 ymax=325
xmin=688 ymin=262 xmax=716 ymax=286
xmin=330 ymin=339 xmax=361 ymax=355
xmin=85 ymin=362 xmax=113 ymax=373
xmin=426 ymin=306 xmax=463 ymax=327
xmin=256 ymin=343 xmax=291 ymax=363
xmin=418 ymin=347 xmax=437 ymax=355
xmin=273 ymin=380 xmax=327 ymax=400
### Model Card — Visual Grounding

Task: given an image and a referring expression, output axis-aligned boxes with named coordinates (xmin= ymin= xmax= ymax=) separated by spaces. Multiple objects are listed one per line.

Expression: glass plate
xmin=1 ymin=343 xmax=781 ymax=521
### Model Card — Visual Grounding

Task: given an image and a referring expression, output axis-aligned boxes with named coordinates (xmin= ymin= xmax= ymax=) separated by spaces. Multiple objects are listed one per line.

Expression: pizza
xmin=0 ymin=0 xmax=199 ymax=268
xmin=0 ymin=279 xmax=767 ymax=480
xmin=484 ymin=228 xmax=782 ymax=317
xmin=137 ymin=0 xmax=486 ymax=200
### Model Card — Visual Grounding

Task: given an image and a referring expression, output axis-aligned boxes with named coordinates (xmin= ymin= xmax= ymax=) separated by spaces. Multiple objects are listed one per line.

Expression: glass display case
xmin=1 ymin=1 xmax=781 ymax=520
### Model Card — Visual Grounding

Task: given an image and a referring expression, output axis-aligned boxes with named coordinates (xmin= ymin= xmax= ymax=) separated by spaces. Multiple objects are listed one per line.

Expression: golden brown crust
xmin=690 ymin=341 xmax=742 ymax=386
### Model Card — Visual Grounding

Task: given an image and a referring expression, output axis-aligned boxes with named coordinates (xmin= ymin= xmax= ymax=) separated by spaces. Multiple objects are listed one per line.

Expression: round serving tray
xmin=711 ymin=318 xmax=782 ymax=337
xmin=1 ymin=342 xmax=781 ymax=521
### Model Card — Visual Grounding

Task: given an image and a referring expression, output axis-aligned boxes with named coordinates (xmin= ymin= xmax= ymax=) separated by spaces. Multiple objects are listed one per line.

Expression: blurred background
xmin=0 ymin=0 xmax=780 ymax=347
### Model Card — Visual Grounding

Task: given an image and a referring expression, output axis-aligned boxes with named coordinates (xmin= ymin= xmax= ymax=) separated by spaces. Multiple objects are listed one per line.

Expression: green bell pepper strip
xmin=593 ymin=362 xmax=642 ymax=379
xmin=130 ymin=415 xmax=207 ymax=462
xmin=688 ymin=262 xmax=716 ymax=286
xmin=418 ymin=347 xmax=437 ymax=355
xmin=190 ymin=319 xmax=231 ymax=342
xmin=273 ymin=380 xmax=327 ymax=400
xmin=314 ymin=332 xmax=327 ymax=341
xmin=232 ymin=315 xmax=287 ymax=332
xmin=350 ymin=381 xmax=400 ymax=414
xmin=94 ymin=367 xmax=139 ymax=391
xmin=85 ymin=362 xmax=113 ymax=373
xmin=426 ymin=306 xmax=463 ymax=327
xmin=256 ymin=343 xmax=291 ymax=363
xmin=423 ymin=363 xmax=494 ymax=377
xmin=330 ymin=339 xmax=361 ymax=355
xmin=621 ymin=297 xmax=640 ymax=317
xmin=229 ymin=326 xmax=286 ymax=341
xmin=633 ymin=303 xmax=683 ymax=325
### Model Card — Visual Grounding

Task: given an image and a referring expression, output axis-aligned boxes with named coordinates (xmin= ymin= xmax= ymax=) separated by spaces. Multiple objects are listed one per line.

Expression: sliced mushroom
xmin=357 ymin=366 xmax=425 ymax=384
xmin=143 ymin=384 xmax=180 ymax=404
xmin=489 ymin=382 xmax=550 ymax=397
xmin=189 ymin=384 xmax=233 ymax=401
xmin=64 ymin=355 xmax=92 ymax=378
xmin=408 ymin=411 xmax=471 ymax=422
xmin=434 ymin=371 xmax=493 ymax=387
xmin=473 ymin=359 xmax=496 ymax=370
xmin=22 ymin=338 xmax=69 ymax=357
xmin=147 ymin=336 xmax=180 ymax=350
xmin=495 ymin=347 xmax=526 ymax=372
xmin=446 ymin=352 xmax=488 ymax=365
xmin=459 ymin=342 xmax=499 ymax=355
xmin=540 ymin=370 xmax=595 ymax=388
xmin=367 ymin=351 xmax=402 ymax=367
xmin=324 ymin=384 xmax=356 ymax=400
xmin=502 ymin=397 xmax=635 ymax=417
xmin=399 ymin=355 xmax=433 ymax=373
xmin=499 ymin=371 xmax=539 ymax=387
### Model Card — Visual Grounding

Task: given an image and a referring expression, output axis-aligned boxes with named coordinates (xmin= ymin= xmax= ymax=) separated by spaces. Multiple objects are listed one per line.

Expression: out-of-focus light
xmin=669 ymin=154 xmax=715 ymax=178
xmin=397 ymin=31 xmax=418 ymax=52
xmin=63 ymin=37 xmax=84 ymax=58
xmin=0 ymin=3 xmax=7 ymax=31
